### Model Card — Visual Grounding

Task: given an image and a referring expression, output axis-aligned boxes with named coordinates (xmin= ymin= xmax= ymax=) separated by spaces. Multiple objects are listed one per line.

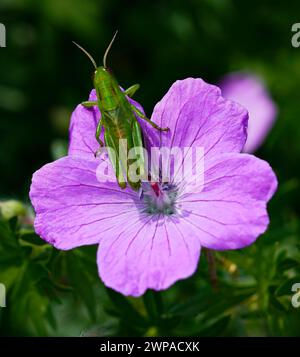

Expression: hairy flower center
xmin=140 ymin=181 xmax=178 ymax=215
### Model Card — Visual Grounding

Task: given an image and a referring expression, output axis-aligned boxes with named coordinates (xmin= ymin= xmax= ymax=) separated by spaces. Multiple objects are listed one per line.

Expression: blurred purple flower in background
xmin=219 ymin=72 xmax=277 ymax=153
xmin=30 ymin=78 xmax=277 ymax=296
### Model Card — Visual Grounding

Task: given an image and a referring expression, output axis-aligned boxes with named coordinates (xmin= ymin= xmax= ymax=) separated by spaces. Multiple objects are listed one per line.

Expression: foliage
xmin=1 ymin=0 xmax=300 ymax=336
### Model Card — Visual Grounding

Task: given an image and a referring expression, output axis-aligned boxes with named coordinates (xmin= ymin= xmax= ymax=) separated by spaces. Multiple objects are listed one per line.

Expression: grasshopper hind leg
xmin=131 ymin=105 xmax=169 ymax=131
xmin=131 ymin=120 xmax=147 ymax=182
xmin=104 ymin=132 xmax=127 ymax=189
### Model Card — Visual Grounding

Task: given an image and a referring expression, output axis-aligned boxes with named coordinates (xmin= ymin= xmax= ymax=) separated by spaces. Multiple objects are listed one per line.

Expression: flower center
xmin=140 ymin=181 xmax=178 ymax=215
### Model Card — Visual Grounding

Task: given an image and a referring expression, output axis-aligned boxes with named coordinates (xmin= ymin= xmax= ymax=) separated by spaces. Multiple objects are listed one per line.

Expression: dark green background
xmin=0 ymin=0 xmax=299 ymax=336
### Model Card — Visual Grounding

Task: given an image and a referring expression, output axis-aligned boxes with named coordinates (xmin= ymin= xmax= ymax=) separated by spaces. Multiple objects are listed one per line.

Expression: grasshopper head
xmin=93 ymin=66 xmax=115 ymax=87
xmin=73 ymin=31 xmax=118 ymax=86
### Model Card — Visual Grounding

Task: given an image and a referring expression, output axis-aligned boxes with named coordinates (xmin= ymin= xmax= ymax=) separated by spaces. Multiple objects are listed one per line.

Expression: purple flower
xmin=219 ymin=72 xmax=277 ymax=153
xmin=30 ymin=78 xmax=277 ymax=297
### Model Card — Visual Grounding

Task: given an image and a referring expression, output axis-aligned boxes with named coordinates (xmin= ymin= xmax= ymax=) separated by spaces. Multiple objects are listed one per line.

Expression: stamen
xmin=141 ymin=181 xmax=178 ymax=216
xmin=151 ymin=182 xmax=161 ymax=197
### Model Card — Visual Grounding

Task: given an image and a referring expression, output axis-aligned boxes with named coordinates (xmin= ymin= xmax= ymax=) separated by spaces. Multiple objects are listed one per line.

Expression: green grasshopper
xmin=73 ymin=32 xmax=168 ymax=191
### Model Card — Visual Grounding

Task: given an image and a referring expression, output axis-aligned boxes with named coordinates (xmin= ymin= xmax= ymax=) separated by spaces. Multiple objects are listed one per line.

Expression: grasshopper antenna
xmin=73 ymin=41 xmax=97 ymax=70
xmin=103 ymin=30 xmax=118 ymax=68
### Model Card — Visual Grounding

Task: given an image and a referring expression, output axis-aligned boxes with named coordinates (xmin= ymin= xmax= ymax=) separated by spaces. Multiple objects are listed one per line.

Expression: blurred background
xmin=0 ymin=0 xmax=300 ymax=336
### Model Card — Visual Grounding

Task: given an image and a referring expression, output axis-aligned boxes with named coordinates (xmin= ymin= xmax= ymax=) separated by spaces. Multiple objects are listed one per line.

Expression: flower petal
xmin=179 ymin=153 xmax=277 ymax=250
xmin=147 ymin=78 xmax=248 ymax=160
xmin=29 ymin=156 xmax=140 ymax=250
xmin=68 ymin=90 xmax=100 ymax=160
xmin=97 ymin=215 xmax=201 ymax=296
xmin=68 ymin=89 xmax=146 ymax=159
xmin=220 ymin=72 xmax=277 ymax=153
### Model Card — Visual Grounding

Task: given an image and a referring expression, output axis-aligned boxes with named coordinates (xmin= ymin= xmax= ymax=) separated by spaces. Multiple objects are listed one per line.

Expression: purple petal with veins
xmin=30 ymin=78 xmax=277 ymax=296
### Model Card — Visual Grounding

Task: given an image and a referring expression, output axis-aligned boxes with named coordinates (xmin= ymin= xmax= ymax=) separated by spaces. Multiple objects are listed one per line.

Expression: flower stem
xmin=205 ymin=249 xmax=218 ymax=291
xmin=143 ymin=290 xmax=164 ymax=324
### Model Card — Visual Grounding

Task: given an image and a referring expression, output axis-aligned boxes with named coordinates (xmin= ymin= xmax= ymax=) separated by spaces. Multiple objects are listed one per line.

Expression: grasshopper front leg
xmin=125 ymin=84 xmax=140 ymax=98
xmin=81 ymin=101 xmax=98 ymax=108
xmin=94 ymin=119 xmax=105 ymax=157
xmin=131 ymin=105 xmax=169 ymax=131
xmin=80 ymin=101 xmax=105 ymax=155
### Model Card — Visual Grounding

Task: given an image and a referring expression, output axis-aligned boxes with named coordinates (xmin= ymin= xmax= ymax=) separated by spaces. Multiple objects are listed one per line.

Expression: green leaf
xmin=106 ymin=288 xmax=148 ymax=328
xmin=65 ymin=252 xmax=96 ymax=321
xmin=169 ymin=284 xmax=255 ymax=319
xmin=277 ymin=258 xmax=300 ymax=272
xmin=275 ymin=276 xmax=300 ymax=297
xmin=19 ymin=231 xmax=48 ymax=246
xmin=194 ymin=315 xmax=231 ymax=337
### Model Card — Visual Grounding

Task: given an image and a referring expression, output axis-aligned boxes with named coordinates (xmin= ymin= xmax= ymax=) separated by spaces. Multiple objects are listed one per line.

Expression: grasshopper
xmin=73 ymin=32 xmax=168 ymax=191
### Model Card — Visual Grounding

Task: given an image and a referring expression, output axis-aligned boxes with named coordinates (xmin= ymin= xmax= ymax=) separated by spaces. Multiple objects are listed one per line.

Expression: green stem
xmin=143 ymin=290 xmax=164 ymax=324
xmin=205 ymin=249 xmax=218 ymax=292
